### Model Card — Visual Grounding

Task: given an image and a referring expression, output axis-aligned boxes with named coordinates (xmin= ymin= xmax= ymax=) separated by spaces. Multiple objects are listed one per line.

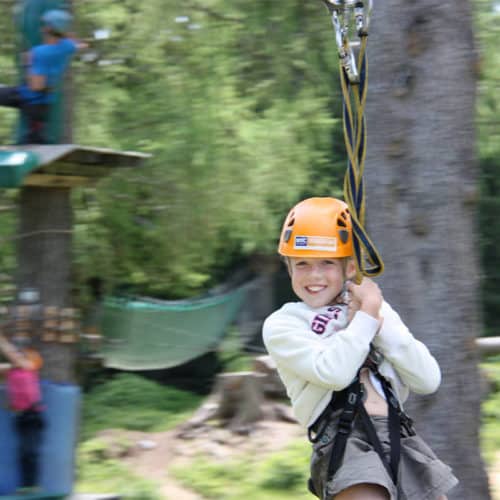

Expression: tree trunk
xmin=177 ymin=370 xmax=296 ymax=438
xmin=364 ymin=1 xmax=489 ymax=498
xmin=17 ymin=187 xmax=76 ymax=383
xmin=214 ymin=372 xmax=265 ymax=431
xmin=14 ymin=0 xmax=77 ymax=384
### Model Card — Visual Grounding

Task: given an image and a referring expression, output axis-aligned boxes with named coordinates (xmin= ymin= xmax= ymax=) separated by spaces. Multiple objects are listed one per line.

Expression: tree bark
xmin=177 ymin=370 xmax=296 ymax=438
xmin=17 ymin=187 xmax=76 ymax=383
xmin=364 ymin=1 xmax=490 ymax=498
xmin=214 ymin=372 xmax=265 ymax=430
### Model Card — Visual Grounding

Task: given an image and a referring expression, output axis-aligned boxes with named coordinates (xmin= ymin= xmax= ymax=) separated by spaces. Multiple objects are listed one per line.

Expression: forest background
xmin=0 ymin=0 xmax=497 ymax=329
xmin=0 ymin=0 xmax=499 ymax=498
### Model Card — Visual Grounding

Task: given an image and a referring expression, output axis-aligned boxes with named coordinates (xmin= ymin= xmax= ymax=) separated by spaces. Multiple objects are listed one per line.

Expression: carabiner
xmin=332 ymin=9 xmax=359 ymax=82
xmin=355 ymin=0 xmax=372 ymax=36
xmin=322 ymin=0 xmax=372 ymax=36
xmin=322 ymin=0 xmax=373 ymax=83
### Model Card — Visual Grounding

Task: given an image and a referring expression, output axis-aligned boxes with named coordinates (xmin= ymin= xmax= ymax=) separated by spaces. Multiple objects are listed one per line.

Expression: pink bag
xmin=6 ymin=368 xmax=41 ymax=411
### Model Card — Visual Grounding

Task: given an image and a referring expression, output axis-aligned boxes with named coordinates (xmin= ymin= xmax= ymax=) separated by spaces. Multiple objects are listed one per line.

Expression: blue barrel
xmin=0 ymin=381 xmax=80 ymax=496
xmin=0 ymin=394 xmax=18 ymax=494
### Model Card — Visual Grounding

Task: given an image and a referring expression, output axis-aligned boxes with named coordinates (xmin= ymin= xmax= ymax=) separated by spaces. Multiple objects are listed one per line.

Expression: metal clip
xmin=324 ymin=0 xmax=372 ymax=33
xmin=322 ymin=0 xmax=373 ymax=83
xmin=325 ymin=0 xmax=361 ymax=8
xmin=332 ymin=10 xmax=359 ymax=83
xmin=355 ymin=0 xmax=372 ymax=36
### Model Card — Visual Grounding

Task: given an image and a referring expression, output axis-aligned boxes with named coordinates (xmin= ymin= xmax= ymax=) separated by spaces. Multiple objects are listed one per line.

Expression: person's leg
xmin=21 ymin=103 xmax=49 ymax=144
xmin=334 ymin=483 xmax=390 ymax=500
xmin=16 ymin=413 xmax=31 ymax=487
xmin=0 ymin=86 xmax=23 ymax=108
xmin=16 ymin=411 xmax=44 ymax=487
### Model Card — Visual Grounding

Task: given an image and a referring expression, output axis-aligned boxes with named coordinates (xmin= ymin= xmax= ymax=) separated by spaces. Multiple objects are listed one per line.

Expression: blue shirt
xmin=18 ymin=38 xmax=77 ymax=104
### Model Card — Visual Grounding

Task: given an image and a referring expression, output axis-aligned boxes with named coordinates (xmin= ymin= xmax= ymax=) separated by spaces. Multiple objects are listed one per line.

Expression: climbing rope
xmin=322 ymin=0 xmax=384 ymax=282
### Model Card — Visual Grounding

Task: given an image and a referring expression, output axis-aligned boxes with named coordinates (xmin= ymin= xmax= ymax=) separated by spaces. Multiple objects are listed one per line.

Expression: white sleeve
xmin=373 ymin=301 xmax=441 ymax=394
xmin=263 ymin=308 xmax=379 ymax=390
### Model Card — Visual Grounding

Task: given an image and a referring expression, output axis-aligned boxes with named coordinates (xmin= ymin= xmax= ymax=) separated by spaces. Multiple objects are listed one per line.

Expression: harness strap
xmin=357 ymin=403 xmax=396 ymax=481
xmin=356 ymin=382 xmax=400 ymax=484
xmin=321 ymin=370 xmax=410 ymax=487
xmin=322 ymin=1 xmax=384 ymax=283
xmin=326 ymin=376 xmax=362 ymax=481
xmin=380 ymin=377 xmax=402 ymax=484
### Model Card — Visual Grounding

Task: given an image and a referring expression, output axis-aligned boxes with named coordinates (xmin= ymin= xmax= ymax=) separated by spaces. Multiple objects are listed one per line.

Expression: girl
xmin=263 ymin=197 xmax=458 ymax=499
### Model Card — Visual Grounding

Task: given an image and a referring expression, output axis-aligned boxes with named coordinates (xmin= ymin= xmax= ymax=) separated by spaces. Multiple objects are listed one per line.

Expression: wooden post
xmin=476 ymin=337 xmax=500 ymax=357
xmin=214 ymin=372 xmax=265 ymax=430
xmin=17 ymin=186 xmax=75 ymax=382
xmin=15 ymin=0 xmax=75 ymax=383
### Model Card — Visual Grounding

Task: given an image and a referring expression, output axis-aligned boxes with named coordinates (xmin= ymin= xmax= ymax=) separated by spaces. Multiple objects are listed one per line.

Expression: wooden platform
xmin=0 ymin=144 xmax=150 ymax=188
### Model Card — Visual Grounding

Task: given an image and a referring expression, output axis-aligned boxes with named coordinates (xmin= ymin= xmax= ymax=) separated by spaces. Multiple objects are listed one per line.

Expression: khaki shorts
xmin=309 ymin=414 xmax=459 ymax=500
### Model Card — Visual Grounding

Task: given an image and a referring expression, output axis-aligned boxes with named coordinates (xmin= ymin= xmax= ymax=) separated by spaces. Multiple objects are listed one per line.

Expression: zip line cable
xmin=322 ymin=0 xmax=384 ymax=283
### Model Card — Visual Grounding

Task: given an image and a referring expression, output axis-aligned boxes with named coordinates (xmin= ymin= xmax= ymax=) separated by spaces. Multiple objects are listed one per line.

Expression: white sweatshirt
xmin=262 ymin=301 xmax=441 ymax=428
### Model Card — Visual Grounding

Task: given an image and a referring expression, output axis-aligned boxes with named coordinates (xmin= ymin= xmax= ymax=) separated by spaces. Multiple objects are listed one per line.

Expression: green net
xmin=101 ymin=285 xmax=248 ymax=371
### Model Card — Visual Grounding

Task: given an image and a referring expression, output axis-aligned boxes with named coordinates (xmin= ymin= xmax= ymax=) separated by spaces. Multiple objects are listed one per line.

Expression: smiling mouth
xmin=306 ymin=286 xmax=327 ymax=293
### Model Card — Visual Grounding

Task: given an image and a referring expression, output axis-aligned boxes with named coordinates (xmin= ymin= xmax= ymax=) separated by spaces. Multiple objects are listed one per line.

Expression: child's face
xmin=288 ymin=257 xmax=354 ymax=309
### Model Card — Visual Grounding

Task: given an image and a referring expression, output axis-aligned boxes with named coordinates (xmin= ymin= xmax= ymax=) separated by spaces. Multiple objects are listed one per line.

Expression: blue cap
xmin=41 ymin=9 xmax=72 ymax=34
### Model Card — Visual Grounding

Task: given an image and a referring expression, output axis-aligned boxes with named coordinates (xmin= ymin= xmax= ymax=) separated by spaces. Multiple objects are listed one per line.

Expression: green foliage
xmin=479 ymin=155 xmax=500 ymax=336
xmin=475 ymin=0 xmax=500 ymax=158
xmin=1 ymin=0 xmax=498 ymax=337
xmin=69 ymin=0 xmax=344 ymax=299
xmin=0 ymin=0 xmax=347 ymax=299
xmin=76 ymin=450 xmax=161 ymax=500
xmin=475 ymin=0 xmax=500 ymax=336
xmin=80 ymin=373 xmax=202 ymax=440
xmin=258 ymin=444 xmax=307 ymax=490
xmin=0 ymin=0 xmax=18 ymax=145
xmin=481 ymin=356 xmax=500 ymax=464
xmin=172 ymin=440 xmax=311 ymax=500
xmin=0 ymin=3 xmax=19 ymax=285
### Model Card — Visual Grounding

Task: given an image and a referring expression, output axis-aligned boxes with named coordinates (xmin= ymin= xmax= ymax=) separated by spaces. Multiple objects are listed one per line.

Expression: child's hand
xmin=346 ymin=278 xmax=383 ymax=319
xmin=345 ymin=287 xmax=361 ymax=323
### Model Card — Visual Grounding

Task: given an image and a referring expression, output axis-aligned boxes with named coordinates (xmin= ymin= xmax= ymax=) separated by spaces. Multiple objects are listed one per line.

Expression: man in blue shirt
xmin=0 ymin=10 xmax=86 ymax=144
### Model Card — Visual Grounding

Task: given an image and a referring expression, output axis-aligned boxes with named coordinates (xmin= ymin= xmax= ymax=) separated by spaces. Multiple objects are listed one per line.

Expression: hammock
xmin=100 ymin=284 xmax=248 ymax=371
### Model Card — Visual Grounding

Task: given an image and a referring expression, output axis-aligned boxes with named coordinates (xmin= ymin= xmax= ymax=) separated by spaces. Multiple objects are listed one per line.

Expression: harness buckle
xmin=337 ymin=409 xmax=355 ymax=434
xmin=337 ymin=421 xmax=352 ymax=435
xmin=400 ymin=414 xmax=416 ymax=436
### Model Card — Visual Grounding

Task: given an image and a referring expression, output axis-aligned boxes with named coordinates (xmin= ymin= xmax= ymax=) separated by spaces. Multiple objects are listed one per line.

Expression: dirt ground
xmin=95 ymin=420 xmax=500 ymax=500
xmin=97 ymin=419 xmax=304 ymax=500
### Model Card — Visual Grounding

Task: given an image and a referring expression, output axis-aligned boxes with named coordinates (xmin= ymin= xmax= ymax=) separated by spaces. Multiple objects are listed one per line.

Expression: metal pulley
xmin=322 ymin=0 xmax=373 ymax=83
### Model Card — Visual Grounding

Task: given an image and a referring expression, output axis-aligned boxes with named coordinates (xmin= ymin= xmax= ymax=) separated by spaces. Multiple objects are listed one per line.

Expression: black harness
xmin=307 ymin=353 xmax=415 ymax=498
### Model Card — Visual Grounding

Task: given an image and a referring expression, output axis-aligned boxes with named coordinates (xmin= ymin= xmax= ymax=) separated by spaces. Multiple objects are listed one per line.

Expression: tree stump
xmin=213 ymin=372 xmax=265 ymax=431
xmin=178 ymin=370 xmax=296 ymax=437
xmin=253 ymin=355 xmax=287 ymax=398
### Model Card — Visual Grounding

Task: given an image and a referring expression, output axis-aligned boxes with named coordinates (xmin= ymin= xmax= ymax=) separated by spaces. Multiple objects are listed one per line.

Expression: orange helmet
xmin=278 ymin=197 xmax=353 ymax=258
